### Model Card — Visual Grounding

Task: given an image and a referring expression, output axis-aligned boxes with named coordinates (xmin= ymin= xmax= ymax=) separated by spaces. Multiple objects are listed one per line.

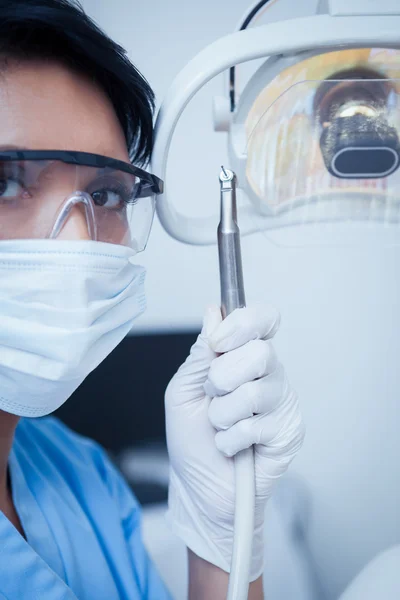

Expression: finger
xmin=173 ymin=304 xmax=222 ymax=377
xmin=209 ymin=303 xmax=281 ymax=353
xmin=202 ymin=304 xmax=223 ymax=339
xmin=215 ymin=393 xmax=306 ymax=458
xmin=215 ymin=412 xmax=281 ymax=457
xmin=208 ymin=364 xmax=285 ymax=431
xmin=255 ymin=392 xmax=306 ymax=459
xmin=165 ymin=305 xmax=222 ymax=408
xmin=204 ymin=339 xmax=277 ymax=397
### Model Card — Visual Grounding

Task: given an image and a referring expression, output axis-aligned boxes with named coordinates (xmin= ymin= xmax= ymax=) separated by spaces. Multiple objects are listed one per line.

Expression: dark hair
xmin=0 ymin=0 xmax=155 ymax=165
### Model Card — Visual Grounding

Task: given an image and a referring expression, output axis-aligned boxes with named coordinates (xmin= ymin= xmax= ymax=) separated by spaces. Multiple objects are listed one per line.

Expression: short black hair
xmin=0 ymin=0 xmax=155 ymax=165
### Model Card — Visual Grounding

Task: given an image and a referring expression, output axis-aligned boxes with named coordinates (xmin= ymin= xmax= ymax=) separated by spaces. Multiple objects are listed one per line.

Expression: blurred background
xmin=55 ymin=1 xmax=400 ymax=598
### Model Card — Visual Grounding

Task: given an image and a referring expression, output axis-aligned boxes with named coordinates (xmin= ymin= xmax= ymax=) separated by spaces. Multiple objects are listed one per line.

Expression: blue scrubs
xmin=0 ymin=417 xmax=172 ymax=599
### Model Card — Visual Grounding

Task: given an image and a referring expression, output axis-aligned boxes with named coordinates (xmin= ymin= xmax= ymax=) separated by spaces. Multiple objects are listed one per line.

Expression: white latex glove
xmin=165 ymin=304 xmax=305 ymax=581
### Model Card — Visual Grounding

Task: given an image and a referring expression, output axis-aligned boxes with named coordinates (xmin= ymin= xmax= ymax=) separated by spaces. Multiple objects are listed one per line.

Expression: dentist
xmin=0 ymin=1 xmax=304 ymax=598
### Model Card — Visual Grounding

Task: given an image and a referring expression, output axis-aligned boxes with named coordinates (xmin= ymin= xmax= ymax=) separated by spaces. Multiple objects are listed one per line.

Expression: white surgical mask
xmin=0 ymin=239 xmax=146 ymax=417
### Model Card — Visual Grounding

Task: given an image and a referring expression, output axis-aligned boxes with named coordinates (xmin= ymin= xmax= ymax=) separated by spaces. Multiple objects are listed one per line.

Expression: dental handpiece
xmin=218 ymin=167 xmax=256 ymax=600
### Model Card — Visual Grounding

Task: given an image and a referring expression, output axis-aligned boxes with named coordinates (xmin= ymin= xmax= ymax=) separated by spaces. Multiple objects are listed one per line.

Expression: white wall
xmin=81 ymin=1 xmax=400 ymax=597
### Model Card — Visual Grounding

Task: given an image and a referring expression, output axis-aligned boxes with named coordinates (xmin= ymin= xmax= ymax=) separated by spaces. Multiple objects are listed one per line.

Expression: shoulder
xmin=15 ymin=416 xmax=123 ymax=493
xmin=15 ymin=417 xmax=142 ymax=529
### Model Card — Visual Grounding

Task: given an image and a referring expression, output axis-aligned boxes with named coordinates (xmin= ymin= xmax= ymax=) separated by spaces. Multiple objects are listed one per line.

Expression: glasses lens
xmin=0 ymin=158 xmax=155 ymax=251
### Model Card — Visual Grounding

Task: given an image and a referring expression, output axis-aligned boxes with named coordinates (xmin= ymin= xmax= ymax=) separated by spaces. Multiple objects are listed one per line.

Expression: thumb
xmin=200 ymin=304 xmax=223 ymax=341
xmin=165 ymin=305 xmax=222 ymax=407
xmin=185 ymin=304 xmax=222 ymax=371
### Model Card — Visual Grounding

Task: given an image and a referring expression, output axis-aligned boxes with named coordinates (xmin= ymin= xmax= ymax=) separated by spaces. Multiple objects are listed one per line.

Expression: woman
xmin=0 ymin=1 xmax=304 ymax=598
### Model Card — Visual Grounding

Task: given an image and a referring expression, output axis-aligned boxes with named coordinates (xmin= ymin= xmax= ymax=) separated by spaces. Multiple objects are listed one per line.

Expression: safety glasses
xmin=0 ymin=149 xmax=164 ymax=253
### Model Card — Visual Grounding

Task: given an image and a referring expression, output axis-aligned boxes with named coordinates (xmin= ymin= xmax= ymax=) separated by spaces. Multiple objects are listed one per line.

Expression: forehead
xmin=0 ymin=59 xmax=129 ymax=161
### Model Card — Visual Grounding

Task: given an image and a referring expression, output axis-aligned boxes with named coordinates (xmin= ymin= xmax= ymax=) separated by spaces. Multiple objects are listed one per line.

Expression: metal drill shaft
xmin=218 ymin=167 xmax=246 ymax=318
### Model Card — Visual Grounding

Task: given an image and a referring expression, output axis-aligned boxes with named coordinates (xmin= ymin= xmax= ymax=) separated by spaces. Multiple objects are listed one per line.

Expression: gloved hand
xmin=165 ymin=303 xmax=305 ymax=581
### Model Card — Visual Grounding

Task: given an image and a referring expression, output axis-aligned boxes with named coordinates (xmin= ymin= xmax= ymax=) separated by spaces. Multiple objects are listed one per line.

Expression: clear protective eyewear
xmin=0 ymin=149 xmax=163 ymax=253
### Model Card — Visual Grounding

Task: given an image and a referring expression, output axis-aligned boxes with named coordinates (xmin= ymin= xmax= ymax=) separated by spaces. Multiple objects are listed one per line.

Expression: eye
xmin=87 ymin=175 xmax=137 ymax=210
xmin=90 ymin=188 xmax=125 ymax=209
xmin=0 ymin=177 xmax=25 ymax=199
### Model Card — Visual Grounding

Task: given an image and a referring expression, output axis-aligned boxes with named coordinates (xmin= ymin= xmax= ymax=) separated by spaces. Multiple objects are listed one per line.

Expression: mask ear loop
xmin=47 ymin=191 xmax=97 ymax=240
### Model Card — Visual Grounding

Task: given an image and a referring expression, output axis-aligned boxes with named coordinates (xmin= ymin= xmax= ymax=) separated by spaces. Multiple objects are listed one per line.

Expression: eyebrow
xmin=0 ymin=145 xmax=29 ymax=151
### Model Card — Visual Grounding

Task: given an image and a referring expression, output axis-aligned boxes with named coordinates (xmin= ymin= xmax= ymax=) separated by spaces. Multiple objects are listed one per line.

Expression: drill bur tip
xmin=220 ymin=166 xmax=235 ymax=183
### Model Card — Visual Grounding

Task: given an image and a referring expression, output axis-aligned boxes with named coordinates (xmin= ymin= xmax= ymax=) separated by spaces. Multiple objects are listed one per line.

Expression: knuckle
xmin=214 ymin=432 xmax=230 ymax=456
xmin=244 ymin=379 xmax=261 ymax=413
xmin=207 ymin=361 xmax=225 ymax=394
xmin=260 ymin=338 xmax=273 ymax=354
xmin=250 ymin=339 xmax=277 ymax=376
xmin=264 ymin=340 xmax=277 ymax=362
xmin=208 ymin=398 xmax=226 ymax=430
xmin=247 ymin=339 xmax=268 ymax=369
xmin=236 ymin=417 xmax=252 ymax=438
xmin=266 ymin=343 xmax=278 ymax=372
xmin=256 ymin=380 xmax=276 ymax=413
xmin=267 ymin=363 xmax=285 ymax=395
xmin=255 ymin=302 xmax=281 ymax=337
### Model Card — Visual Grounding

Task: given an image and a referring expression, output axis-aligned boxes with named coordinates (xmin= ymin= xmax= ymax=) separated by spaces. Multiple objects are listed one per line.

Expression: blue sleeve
xmin=87 ymin=438 xmax=174 ymax=600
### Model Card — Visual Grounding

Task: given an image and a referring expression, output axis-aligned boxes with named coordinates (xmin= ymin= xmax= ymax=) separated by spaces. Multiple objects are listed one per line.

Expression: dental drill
xmin=218 ymin=167 xmax=255 ymax=600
